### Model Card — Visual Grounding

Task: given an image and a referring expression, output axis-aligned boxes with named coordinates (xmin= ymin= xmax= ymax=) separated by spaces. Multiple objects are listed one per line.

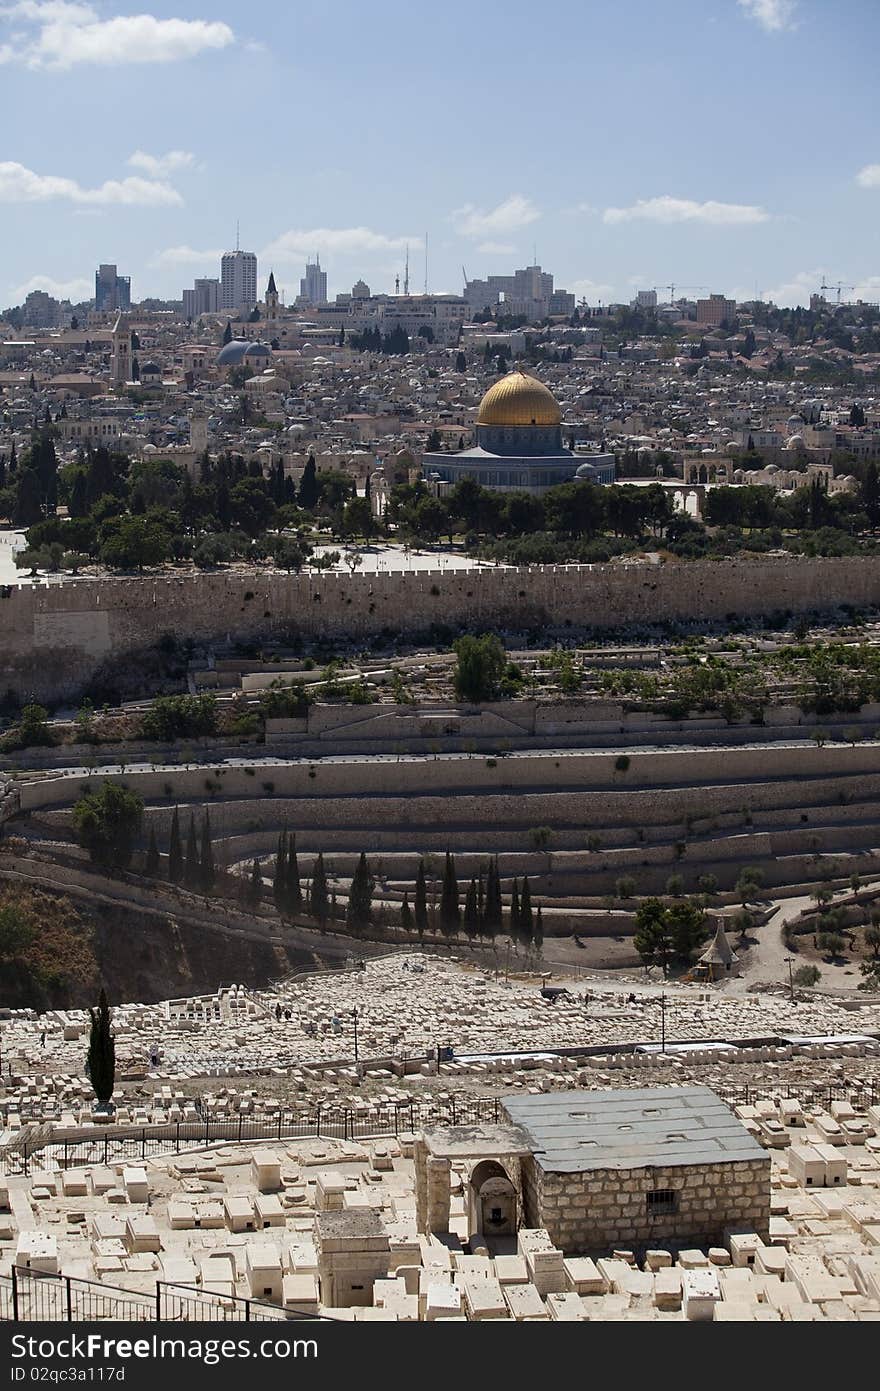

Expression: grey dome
xmin=216 ymin=340 xmax=272 ymax=366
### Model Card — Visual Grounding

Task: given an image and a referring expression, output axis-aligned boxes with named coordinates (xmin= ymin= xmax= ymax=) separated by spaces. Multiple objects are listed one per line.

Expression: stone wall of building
xmin=2 ymin=553 xmax=880 ymax=701
xmin=522 ymin=1155 xmax=770 ymax=1255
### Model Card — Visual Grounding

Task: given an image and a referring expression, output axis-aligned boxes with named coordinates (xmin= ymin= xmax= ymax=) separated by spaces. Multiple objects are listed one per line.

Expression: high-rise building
xmin=299 ymin=257 xmax=327 ymax=306
xmin=95 ymin=264 xmax=131 ymax=313
xmin=635 ymin=289 xmax=657 ymax=309
xmin=221 ymin=250 xmax=258 ymax=312
xmin=696 ymin=293 xmax=737 ymax=327
xmin=183 ymin=277 xmax=221 ymax=319
xmin=463 ymin=264 xmax=554 ymax=322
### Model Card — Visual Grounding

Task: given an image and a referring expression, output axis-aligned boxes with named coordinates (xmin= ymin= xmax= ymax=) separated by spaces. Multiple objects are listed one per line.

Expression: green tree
xmin=16 ymin=703 xmax=55 ymax=748
xmin=199 ymin=813 xmax=215 ymax=892
xmin=247 ymin=857 xmax=262 ymax=907
xmin=285 ymin=833 xmax=302 ymax=912
xmin=0 ymin=903 xmax=35 ymax=959
xmin=309 ymin=852 xmax=329 ymax=925
xmin=273 ymin=828 xmax=287 ymax=909
xmin=520 ymin=877 xmax=534 ymax=945
xmin=509 ymin=878 xmax=521 ymax=941
xmin=72 ymin=781 xmax=143 ymax=870
xmin=463 ymin=879 xmax=480 ymax=940
xmin=298 ymin=455 xmax=319 ymax=509
xmin=439 ymin=851 xmax=460 ymax=936
xmin=414 ymin=860 xmax=428 ymax=938
xmin=533 ymin=905 xmax=544 ymax=955
xmin=142 ymin=695 xmax=218 ymax=742
xmin=452 ymin=633 xmax=508 ymax=702
xmin=341 ymin=496 xmax=374 ymax=539
xmin=184 ymin=812 xmax=200 ymax=889
xmin=483 ymin=857 xmax=503 ymax=937
xmin=346 ymin=851 xmax=374 ymax=934
xmin=400 ymin=892 xmax=414 ymax=935
xmin=144 ymin=824 xmax=160 ymax=876
xmin=86 ymin=988 xmax=115 ymax=1104
xmin=666 ymin=901 xmax=709 ymax=959
xmin=168 ymin=806 xmax=183 ymax=885
xmin=634 ymin=898 xmax=674 ymax=977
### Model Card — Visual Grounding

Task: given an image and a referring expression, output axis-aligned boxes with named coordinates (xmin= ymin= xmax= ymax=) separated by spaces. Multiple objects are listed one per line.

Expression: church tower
xmin=111 ymin=313 xmax=131 ymax=386
xmin=265 ymin=271 xmax=279 ymax=332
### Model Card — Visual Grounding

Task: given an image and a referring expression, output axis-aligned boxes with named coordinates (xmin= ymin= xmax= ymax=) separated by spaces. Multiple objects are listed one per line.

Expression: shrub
xmin=72 ymin=781 xmax=144 ymax=870
xmin=529 ymin=826 xmax=553 ymax=850
xmin=141 ymin=694 xmax=218 ymax=742
xmin=258 ymin=680 xmax=312 ymax=720
xmin=615 ymin=755 xmax=630 ymax=772
xmin=615 ymin=875 xmax=636 ymax=899
xmin=793 ymin=964 xmax=820 ymax=987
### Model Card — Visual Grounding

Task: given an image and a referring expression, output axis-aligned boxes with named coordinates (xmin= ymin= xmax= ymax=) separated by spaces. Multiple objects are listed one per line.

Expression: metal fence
xmin=1 ymin=1269 xmax=334 ymax=1324
xmin=1 ymin=1096 xmax=500 ymax=1175
xmin=2 ymin=1079 xmax=878 ymax=1176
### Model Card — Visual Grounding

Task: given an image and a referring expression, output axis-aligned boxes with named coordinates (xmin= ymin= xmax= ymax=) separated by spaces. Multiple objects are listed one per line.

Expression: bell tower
xmin=265 ymin=271 xmax=279 ymax=331
xmin=111 ymin=313 xmax=131 ymax=385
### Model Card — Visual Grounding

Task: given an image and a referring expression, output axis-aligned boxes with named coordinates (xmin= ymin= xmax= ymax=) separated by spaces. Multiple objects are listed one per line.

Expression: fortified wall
xmin=2 ymin=554 xmax=880 ymax=701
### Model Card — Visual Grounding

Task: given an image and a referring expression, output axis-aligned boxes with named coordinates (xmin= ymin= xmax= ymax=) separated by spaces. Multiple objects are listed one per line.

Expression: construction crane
xmin=820 ymin=279 xmax=855 ymax=305
xmin=664 ymin=283 xmax=708 ymax=304
xmin=462 ymin=265 xmax=469 ymax=292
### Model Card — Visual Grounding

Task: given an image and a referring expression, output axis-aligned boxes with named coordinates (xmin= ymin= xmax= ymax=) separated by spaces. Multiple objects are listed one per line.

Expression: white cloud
xmin=150 ymin=244 xmax=223 ymax=268
xmin=0 ymin=160 xmax=182 ymax=204
xmin=569 ymin=277 xmax=615 ymax=302
xmin=451 ymin=194 xmax=540 ymax=239
xmin=11 ymin=270 xmax=92 ymax=302
xmin=737 ymin=0 xmax=798 ymax=33
xmin=0 ymin=3 xmax=235 ymax=70
xmin=856 ymin=164 xmax=880 ymax=189
xmin=262 ymin=226 xmax=414 ymax=261
xmin=477 ymin=241 xmax=515 ymax=255
xmin=603 ymin=195 xmax=770 ymax=226
xmin=128 ymin=149 xmax=195 ymax=178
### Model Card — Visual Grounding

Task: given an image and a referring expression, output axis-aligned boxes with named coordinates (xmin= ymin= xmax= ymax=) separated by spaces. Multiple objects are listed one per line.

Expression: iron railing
xmin=2 ymin=1268 xmax=334 ymax=1324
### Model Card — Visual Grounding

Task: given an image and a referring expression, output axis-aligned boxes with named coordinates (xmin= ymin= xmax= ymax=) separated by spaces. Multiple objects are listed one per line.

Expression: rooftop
xmin=501 ymin=1085 xmax=766 ymax=1173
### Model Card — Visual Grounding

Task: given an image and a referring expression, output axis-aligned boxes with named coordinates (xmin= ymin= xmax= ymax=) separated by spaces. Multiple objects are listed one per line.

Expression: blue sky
xmin=1 ymin=0 xmax=878 ymax=309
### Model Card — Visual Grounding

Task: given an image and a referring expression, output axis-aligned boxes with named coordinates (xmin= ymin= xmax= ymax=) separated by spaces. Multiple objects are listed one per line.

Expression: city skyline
xmin=1 ymin=0 xmax=878 ymax=311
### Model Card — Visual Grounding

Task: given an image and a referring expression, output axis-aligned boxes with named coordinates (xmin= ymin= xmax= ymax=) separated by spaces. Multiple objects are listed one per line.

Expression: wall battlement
xmin=2 ymin=554 xmax=879 ymax=701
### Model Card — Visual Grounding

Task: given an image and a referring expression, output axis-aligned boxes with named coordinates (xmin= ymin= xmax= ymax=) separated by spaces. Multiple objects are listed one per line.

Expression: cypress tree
xmin=309 ymin=852 xmax=329 ymax=925
xmin=273 ymin=828 xmax=287 ymax=910
xmin=463 ymin=878 xmax=479 ymax=940
xmin=414 ymin=860 xmax=428 ymax=938
xmin=346 ymin=852 xmax=374 ymax=934
xmin=484 ymin=857 xmax=503 ymax=937
xmin=168 ymin=806 xmax=183 ymax=884
xmin=520 ymin=876 xmax=534 ymax=946
xmin=400 ymin=892 xmax=414 ymax=935
xmin=298 ymin=454 xmax=318 ymax=509
xmin=184 ymin=812 xmax=199 ymax=889
xmin=248 ymin=857 xmax=262 ymax=906
xmin=86 ymin=988 xmax=115 ymax=1104
xmin=439 ymin=851 xmax=460 ymax=936
xmin=200 ymin=812 xmax=215 ymax=892
xmin=477 ymin=872 xmax=485 ymax=937
xmin=509 ymin=877 xmax=521 ymax=941
xmin=534 ymin=905 xmax=544 ymax=955
xmin=286 ymin=832 xmax=302 ymax=912
xmin=144 ymin=824 xmax=159 ymax=876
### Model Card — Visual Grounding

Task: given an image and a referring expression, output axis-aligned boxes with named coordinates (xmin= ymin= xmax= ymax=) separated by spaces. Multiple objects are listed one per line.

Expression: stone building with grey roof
xmin=416 ymin=1085 xmax=769 ymax=1257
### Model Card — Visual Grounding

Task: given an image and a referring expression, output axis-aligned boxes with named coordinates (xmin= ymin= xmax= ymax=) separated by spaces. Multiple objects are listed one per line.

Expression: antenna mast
xmin=404 ymin=245 xmax=409 ymax=297
xmin=424 ymin=232 xmax=428 ymax=295
xmin=236 ymin=220 xmax=240 ymax=252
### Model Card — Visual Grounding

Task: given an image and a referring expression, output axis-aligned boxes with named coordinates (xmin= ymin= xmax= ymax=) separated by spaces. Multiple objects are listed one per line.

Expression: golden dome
xmin=477 ymin=369 xmax=562 ymax=427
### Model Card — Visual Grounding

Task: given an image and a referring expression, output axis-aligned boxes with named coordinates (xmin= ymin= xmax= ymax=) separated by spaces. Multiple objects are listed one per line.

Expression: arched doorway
xmin=468 ymin=1159 xmax=517 ymax=1238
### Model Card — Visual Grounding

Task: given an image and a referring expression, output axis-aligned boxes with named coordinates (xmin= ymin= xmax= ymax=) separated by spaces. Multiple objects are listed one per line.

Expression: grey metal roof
xmin=501 ymin=1085 xmax=765 ymax=1173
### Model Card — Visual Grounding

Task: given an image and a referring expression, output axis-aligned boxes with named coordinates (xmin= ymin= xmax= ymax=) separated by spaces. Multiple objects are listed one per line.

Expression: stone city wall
xmin=16 ymin=740 xmax=880 ymax=812
xmin=523 ymin=1155 xmax=770 ymax=1254
xmin=3 ymin=553 xmax=880 ymax=701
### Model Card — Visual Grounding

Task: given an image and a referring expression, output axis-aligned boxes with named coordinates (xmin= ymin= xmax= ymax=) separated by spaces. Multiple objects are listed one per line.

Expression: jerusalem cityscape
xmin=2 ymin=0 xmax=880 ymax=1351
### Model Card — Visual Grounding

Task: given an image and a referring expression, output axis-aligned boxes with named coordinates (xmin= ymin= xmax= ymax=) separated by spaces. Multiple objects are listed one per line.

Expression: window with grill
xmin=646 ymin=1189 xmax=677 ymax=1216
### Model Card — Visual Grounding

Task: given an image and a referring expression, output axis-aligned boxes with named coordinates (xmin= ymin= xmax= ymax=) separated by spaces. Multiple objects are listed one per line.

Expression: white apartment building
xmin=221 ymin=251 xmax=258 ymax=313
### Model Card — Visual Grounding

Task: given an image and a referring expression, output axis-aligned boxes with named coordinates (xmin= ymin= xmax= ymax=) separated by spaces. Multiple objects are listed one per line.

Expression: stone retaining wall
xmin=3 ymin=553 xmax=880 ymax=701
